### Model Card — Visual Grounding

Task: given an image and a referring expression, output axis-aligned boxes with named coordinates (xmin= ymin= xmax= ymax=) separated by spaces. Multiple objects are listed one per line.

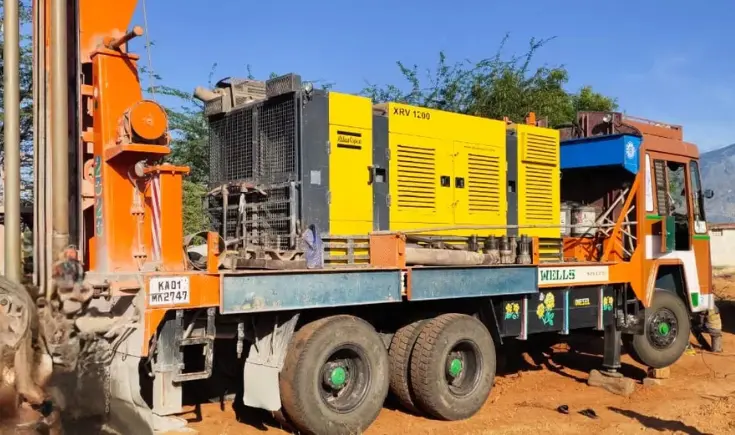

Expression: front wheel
xmin=629 ymin=290 xmax=690 ymax=368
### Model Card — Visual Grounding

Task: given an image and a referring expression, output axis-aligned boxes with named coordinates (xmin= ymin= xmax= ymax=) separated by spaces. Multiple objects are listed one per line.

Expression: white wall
xmin=710 ymin=228 xmax=735 ymax=267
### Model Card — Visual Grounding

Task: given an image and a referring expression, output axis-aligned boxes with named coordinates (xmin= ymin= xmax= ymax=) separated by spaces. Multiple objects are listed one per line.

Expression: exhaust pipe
xmin=4 ymin=0 xmax=22 ymax=282
xmin=193 ymin=86 xmax=221 ymax=103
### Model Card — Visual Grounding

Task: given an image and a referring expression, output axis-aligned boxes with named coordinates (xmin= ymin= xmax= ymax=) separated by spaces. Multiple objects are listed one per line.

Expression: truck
xmin=0 ymin=0 xmax=716 ymax=434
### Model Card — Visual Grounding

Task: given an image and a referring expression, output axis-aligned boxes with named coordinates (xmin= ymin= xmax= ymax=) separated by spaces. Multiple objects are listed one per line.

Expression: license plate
xmin=148 ymin=276 xmax=190 ymax=306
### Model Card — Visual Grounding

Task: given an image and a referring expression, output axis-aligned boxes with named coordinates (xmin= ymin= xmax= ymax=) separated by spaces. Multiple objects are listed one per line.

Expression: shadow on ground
xmin=608 ymin=407 xmax=712 ymax=435
xmin=497 ymin=331 xmax=647 ymax=382
xmin=177 ymin=330 xmax=652 ymax=431
xmin=178 ymin=340 xmax=291 ymax=433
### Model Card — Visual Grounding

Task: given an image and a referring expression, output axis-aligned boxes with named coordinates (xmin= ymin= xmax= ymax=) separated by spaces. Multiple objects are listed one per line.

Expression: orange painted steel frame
xmin=574 ymin=132 xmax=709 ymax=307
xmin=34 ymin=0 xmax=220 ymax=356
xmin=540 ymin=134 xmax=710 ymax=307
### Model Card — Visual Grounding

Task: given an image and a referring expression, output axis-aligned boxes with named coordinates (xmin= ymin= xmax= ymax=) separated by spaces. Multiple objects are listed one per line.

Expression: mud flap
xmin=106 ymin=293 xmax=188 ymax=434
xmin=242 ymin=313 xmax=299 ymax=411
xmin=107 ymin=335 xmax=155 ymax=435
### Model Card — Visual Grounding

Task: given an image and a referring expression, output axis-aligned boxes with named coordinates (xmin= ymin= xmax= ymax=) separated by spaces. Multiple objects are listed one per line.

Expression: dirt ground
xmin=180 ymin=275 xmax=735 ymax=435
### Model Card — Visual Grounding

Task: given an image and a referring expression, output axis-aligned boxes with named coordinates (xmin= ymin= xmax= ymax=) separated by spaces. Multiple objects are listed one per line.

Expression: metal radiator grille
xmin=207 ymin=185 xmax=296 ymax=251
xmin=266 ymin=74 xmax=302 ymax=98
xmin=207 ymin=92 xmax=300 ymax=251
xmin=257 ymin=95 xmax=297 ymax=183
xmin=243 ymin=185 xmax=294 ymax=250
xmin=208 ymin=95 xmax=297 ymax=184
xmin=209 ymin=107 xmax=255 ymax=182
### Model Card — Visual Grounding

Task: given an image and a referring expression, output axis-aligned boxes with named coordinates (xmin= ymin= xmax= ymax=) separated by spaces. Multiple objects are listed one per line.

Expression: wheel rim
xmin=444 ymin=340 xmax=482 ymax=397
xmin=647 ymin=307 xmax=679 ymax=350
xmin=318 ymin=345 xmax=371 ymax=413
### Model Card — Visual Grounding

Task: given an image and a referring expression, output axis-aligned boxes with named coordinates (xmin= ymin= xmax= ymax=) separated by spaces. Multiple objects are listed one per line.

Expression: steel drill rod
xmin=50 ymin=0 xmax=70 ymax=258
xmin=373 ymin=221 xmax=638 ymax=236
xmin=4 ymin=0 xmax=22 ymax=282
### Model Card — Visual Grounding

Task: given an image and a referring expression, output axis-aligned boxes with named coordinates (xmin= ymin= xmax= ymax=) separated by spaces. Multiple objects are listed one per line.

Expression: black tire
xmin=629 ymin=290 xmax=690 ymax=369
xmin=409 ymin=313 xmax=496 ymax=420
xmin=388 ymin=319 xmax=428 ymax=414
xmin=271 ymin=408 xmax=297 ymax=433
xmin=279 ymin=315 xmax=390 ymax=435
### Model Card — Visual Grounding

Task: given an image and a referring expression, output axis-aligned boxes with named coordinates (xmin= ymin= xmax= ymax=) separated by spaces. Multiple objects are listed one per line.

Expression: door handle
xmin=455 ymin=177 xmax=465 ymax=188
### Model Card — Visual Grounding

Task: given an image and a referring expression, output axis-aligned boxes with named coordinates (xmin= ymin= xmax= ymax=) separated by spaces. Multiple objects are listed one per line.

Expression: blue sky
xmin=130 ymin=0 xmax=734 ymax=151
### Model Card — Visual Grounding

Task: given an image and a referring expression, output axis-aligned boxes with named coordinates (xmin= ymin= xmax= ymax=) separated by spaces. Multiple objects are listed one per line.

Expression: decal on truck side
xmin=94 ymin=156 xmax=103 ymax=237
xmin=538 ymin=266 xmax=610 ymax=285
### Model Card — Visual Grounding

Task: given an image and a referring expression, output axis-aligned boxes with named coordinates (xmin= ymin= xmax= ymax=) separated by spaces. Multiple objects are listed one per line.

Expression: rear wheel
xmin=279 ymin=315 xmax=389 ymax=435
xmin=388 ymin=319 xmax=427 ymax=414
xmin=629 ymin=290 xmax=690 ymax=368
xmin=409 ymin=314 xmax=496 ymax=420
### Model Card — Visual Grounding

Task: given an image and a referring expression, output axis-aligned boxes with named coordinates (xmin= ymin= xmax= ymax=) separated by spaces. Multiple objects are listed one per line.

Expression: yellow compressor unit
xmin=371 ymin=102 xmax=508 ymax=235
xmin=371 ymin=102 xmax=561 ymax=238
xmin=205 ymin=74 xmax=561 ymax=258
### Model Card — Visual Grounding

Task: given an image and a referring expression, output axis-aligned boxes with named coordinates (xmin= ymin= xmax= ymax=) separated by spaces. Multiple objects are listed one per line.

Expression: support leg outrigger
xmin=602 ymin=321 xmax=622 ymax=376
xmin=587 ymin=286 xmax=636 ymax=397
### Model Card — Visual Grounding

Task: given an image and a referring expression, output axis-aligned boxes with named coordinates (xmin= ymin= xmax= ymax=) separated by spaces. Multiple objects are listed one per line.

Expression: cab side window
xmin=653 ymin=159 xmax=690 ymax=250
xmin=666 ymin=162 xmax=688 ymax=217
xmin=653 ymin=160 xmax=669 ymax=216
xmin=653 ymin=160 xmax=688 ymax=217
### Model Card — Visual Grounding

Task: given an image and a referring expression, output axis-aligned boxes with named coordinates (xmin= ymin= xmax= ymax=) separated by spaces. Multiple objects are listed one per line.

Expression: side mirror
xmin=704 ymin=189 xmax=715 ymax=199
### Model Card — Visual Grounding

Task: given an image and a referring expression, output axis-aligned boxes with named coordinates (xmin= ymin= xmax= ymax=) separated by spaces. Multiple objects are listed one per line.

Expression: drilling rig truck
xmin=0 ymin=0 xmax=717 ymax=434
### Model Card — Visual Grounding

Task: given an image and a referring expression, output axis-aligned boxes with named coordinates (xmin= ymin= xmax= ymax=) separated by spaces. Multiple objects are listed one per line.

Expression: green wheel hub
xmin=647 ymin=307 xmax=679 ymax=350
xmin=329 ymin=366 xmax=347 ymax=387
xmin=448 ymin=358 xmax=463 ymax=377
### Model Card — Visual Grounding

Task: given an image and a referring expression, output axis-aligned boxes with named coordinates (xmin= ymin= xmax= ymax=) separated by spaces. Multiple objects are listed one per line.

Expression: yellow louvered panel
xmin=467 ymin=153 xmax=501 ymax=213
xmin=383 ymin=102 xmax=505 ymax=232
xmin=523 ymin=164 xmax=555 ymax=221
xmin=516 ymin=124 xmax=560 ymax=238
xmin=453 ymin=140 xmax=506 ymax=234
xmin=396 ymin=144 xmax=436 ymax=210
xmin=523 ymin=131 xmax=558 ymax=165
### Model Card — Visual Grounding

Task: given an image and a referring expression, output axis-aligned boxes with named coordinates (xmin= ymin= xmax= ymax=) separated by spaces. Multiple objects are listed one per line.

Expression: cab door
xmin=687 ymin=160 xmax=712 ymax=301
xmin=649 ymin=157 xmax=703 ymax=310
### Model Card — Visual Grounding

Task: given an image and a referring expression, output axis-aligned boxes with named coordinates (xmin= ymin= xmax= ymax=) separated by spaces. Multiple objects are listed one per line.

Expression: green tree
xmin=140 ymin=62 xmax=217 ymax=235
xmin=163 ymin=87 xmax=211 ymax=234
xmin=362 ymin=34 xmax=617 ymax=126
xmin=148 ymin=63 xmax=216 ymax=185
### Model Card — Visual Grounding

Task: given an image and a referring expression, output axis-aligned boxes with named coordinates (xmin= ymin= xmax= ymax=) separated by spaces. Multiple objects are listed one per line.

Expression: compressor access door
xmin=328 ymin=92 xmax=374 ymax=235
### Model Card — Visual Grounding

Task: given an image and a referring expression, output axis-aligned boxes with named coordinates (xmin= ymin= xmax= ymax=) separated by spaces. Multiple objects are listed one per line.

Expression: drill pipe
xmin=50 ymin=0 xmax=70 ymax=259
xmin=4 ymin=0 xmax=22 ymax=282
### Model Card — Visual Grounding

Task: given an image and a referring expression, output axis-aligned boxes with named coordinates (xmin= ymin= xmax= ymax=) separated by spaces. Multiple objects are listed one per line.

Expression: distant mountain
xmin=701 ymin=143 xmax=735 ymax=223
